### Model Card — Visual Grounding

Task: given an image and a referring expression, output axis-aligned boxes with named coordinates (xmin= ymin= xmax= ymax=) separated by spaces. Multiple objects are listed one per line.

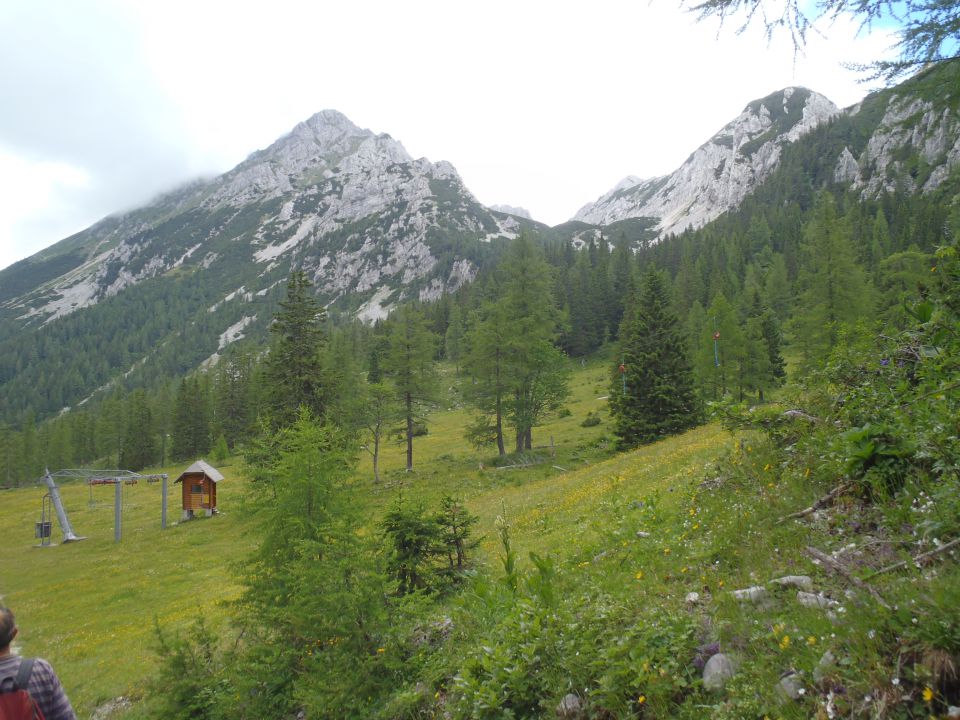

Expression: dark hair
xmin=0 ymin=607 xmax=15 ymax=649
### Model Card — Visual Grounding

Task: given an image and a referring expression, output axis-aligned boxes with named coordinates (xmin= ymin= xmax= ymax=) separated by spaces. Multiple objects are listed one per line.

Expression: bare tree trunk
xmin=405 ymin=392 xmax=413 ymax=471
xmin=495 ymin=350 xmax=506 ymax=456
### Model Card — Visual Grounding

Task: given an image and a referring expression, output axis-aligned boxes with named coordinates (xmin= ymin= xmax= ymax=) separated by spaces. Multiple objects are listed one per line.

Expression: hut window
xmin=192 ymin=483 xmax=203 ymax=494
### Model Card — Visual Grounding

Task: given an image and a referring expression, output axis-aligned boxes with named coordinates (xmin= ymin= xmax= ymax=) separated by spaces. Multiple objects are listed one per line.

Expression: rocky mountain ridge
xmin=574 ymin=87 xmax=840 ymax=234
xmin=2 ymin=61 xmax=959 ymax=424
xmin=575 ymin=67 xmax=960 ymax=237
xmin=1 ymin=110 xmax=517 ymax=329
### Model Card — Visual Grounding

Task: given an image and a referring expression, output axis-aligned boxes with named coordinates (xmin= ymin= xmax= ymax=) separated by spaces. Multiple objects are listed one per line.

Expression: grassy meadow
xmin=8 ymin=350 xmax=948 ymax=718
xmin=2 ymin=355 xmax=662 ymax=716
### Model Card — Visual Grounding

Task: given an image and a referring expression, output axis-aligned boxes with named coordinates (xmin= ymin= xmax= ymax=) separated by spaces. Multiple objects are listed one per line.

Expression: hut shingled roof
xmin=175 ymin=459 xmax=225 ymax=484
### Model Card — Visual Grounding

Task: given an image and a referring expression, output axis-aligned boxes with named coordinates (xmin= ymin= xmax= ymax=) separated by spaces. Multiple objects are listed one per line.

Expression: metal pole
xmin=161 ymin=475 xmax=168 ymax=530
xmin=40 ymin=494 xmax=52 ymax=547
xmin=114 ymin=481 xmax=122 ymax=543
xmin=42 ymin=469 xmax=82 ymax=542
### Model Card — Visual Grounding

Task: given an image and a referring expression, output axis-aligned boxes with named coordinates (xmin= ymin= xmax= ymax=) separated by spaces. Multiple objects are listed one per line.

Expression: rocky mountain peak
xmin=490 ymin=204 xmax=533 ymax=220
xmin=574 ymin=87 xmax=839 ymax=236
xmin=2 ymin=107 xmax=511 ymax=335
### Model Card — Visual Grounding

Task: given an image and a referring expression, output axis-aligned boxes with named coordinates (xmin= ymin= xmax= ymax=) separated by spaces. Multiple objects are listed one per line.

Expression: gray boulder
xmin=769 ymin=575 xmax=814 ymax=592
xmin=703 ymin=653 xmax=736 ymax=690
xmin=813 ymin=650 xmax=836 ymax=683
xmin=556 ymin=693 xmax=582 ymax=718
xmin=776 ymin=672 xmax=804 ymax=701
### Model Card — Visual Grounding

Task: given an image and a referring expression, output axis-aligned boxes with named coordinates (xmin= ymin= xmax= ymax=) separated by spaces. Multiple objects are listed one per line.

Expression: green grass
xmin=0 ymin=464 xmax=258 ymax=715
xmin=14 ymin=352 xmax=941 ymax=718
xmin=0 ymin=356 xmax=628 ymax=716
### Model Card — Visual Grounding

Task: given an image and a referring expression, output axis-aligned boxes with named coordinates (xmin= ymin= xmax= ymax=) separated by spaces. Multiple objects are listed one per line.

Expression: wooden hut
xmin=175 ymin=460 xmax=223 ymax=520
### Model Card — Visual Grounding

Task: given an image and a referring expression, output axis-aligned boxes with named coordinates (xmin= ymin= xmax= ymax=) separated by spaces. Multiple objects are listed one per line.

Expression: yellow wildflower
xmin=638 ymin=694 xmax=646 ymax=705
xmin=377 ymin=647 xmax=385 ymax=654
xmin=923 ymin=686 xmax=934 ymax=702
xmin=635 ymin=571 xmax=644 ymax=580
xmin=779 ymin=635 xmax=790 ymax=650
xmin=806 ymin=636 xmax=817 ymax=646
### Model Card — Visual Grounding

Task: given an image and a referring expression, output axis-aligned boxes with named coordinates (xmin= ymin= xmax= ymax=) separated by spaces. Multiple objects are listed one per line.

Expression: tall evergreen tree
xmin=463 ymin=301 xmax=512 ymax=456
xmin=609 ymin=234 xmax=635 ymax=337
xmin=695 ymin=292 xmax=744 ymax=399
xmin=384 ymin=305 xmax=438 ymax=471
xmin=792 ymin=192 xmax=875 ymax=365
xmin=213 ymin=347 xmax=257 ymax=449
xmin=264 ymin=270 xmax=327 ymax=428
xmin=610 ymin=270 xmax=699 ymax=449
xmin=172 ymin=377 xmax=211 ymax=460
xmin=444 ymin=305 xmax=466 ymax=374
xmin=499 ymin=235 xmax=569 ymax=451
xmin=120 ymin=390 xmax=157 ymax=471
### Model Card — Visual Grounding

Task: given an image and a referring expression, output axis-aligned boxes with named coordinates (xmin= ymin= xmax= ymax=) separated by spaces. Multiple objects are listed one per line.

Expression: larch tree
xmin=463 ymin=300 xmax=512 ymax=456
xmin=384 ymin=304 xmax=438 ymax=471
xmin=610 ymin=270 xmax=699 ymax=449
xmin=686 ymin=0 xmax=960 ymax=81
xmin=791 ymin=192 xmax=875 ymax=366
xmin=498 ymin=235 xmax=569 ymax=452
xmin=695 ymin=292 xmax=744 ymax=400
xmin=359 ymin=380 xmax=402 ymax=483
xmin=444 ymin=305 xmax=466 ymax=374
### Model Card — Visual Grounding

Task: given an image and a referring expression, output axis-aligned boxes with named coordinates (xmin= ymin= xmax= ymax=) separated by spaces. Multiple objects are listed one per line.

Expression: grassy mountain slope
xmin=5 ymin=341 xmax=958 ymax=718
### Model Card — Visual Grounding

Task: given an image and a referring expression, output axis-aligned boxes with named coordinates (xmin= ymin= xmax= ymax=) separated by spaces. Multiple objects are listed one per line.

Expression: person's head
xmin=0 ymin=607 xmax=17 ymax=652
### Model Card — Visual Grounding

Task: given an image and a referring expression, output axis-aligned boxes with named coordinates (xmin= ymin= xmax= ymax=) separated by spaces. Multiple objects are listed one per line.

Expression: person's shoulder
xmin=0 ymin=654 xmax=22 ymax=671
xmin=29 ymin=657 xmax=58 ymax=675
xmin=14 ymin=656 xmax=60 ymax=682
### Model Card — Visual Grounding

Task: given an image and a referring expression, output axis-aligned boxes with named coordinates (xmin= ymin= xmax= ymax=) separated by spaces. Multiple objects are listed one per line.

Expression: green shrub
xmin=581 ymin=411 xmax=602 ymax=427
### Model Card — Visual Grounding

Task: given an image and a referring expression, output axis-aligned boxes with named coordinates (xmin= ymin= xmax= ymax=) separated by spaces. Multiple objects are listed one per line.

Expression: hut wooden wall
xmin=180 ymin=473 xmax=214 ymax=510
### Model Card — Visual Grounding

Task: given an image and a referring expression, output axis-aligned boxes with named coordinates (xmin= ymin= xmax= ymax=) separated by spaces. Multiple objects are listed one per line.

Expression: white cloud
xmin=0 ymin=151 xmax=91 ymax=268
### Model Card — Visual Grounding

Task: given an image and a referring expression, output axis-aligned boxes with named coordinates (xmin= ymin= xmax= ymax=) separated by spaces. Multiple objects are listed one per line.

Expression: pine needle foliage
xmin=263 ymin=270 xmax=327 ymax=429
xmin=610 ymin=270 xmax=700 ymax=449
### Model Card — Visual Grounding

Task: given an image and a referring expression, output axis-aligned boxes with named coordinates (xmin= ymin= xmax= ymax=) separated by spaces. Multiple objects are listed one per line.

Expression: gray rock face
xmin=797 ymin=591 xmax=839 ymax=609
xmin=573 ymin=87 xmax=839 ymax=237
xmin=776 ymin=672 xmax=804 ymax=701
xmin=556 ymin=693 xmax=582 ymax=718
xmin=847 ymin=95 xmax=960 ymax=197
xmin=703 ymin=652 xmax=736 ymax=690
xmin=770 ymin=575 xmax=814 ymax=592
xmin=491 ymin=204 xmax=533 ymax=220
xmin=731 ymin=586 xmax=769 ymax=602
xmin=5 ymin=109 xmax=508 ymax=329
xmin=813 ymin=650 xmax=836 ymax=683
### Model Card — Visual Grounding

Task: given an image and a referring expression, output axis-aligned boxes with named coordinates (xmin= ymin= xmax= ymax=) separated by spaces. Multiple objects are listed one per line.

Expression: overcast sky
xmin=0 ymin=0 xmax=897 ymax=272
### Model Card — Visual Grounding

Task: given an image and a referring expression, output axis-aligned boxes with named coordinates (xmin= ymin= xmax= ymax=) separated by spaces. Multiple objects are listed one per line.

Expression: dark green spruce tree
xmin=171 ymin=376 xmax=211 ymax=461
xmin=610 ymin=270 xmax=699 ymax=449
xmin=120 ymin=390 xmax=157 ymax=471
xmin=264 ymin=270 xmax=327 ymax=429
